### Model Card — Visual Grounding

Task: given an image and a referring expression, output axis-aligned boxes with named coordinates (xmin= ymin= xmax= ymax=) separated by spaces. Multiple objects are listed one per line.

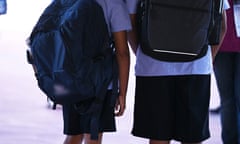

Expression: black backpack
xmin=26 ymin=0 xmax=118 ymax=139
xmin=137 ymin=0 xmax=222 ymax=62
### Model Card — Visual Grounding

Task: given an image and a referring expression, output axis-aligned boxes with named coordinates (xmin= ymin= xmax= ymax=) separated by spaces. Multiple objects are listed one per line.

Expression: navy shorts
xmin=62 ymin=90 xmax=116 ymax=135
xmin=132 ymin=75 xmax=211 ymax=143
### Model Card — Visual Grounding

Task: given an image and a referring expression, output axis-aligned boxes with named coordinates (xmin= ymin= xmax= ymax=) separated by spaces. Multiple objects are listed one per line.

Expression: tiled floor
xmin=0 ymin=0 xmax=223 ymax=143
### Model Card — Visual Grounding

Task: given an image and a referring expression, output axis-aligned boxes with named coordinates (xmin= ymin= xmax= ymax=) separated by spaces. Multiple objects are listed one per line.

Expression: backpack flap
xmin=30 ymin=30 xmax=96 ymax=104
xmin=138 ymin=0 xmax=212 ymax=62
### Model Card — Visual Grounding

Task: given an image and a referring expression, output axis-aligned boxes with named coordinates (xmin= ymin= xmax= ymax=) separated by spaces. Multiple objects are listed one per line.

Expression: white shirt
xmin=96 ymin=0 xmax=131 ymax=33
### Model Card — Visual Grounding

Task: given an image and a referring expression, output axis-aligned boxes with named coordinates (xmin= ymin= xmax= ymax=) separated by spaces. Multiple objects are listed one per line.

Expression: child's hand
xmin=114 ymin=94 xmax=126 ymax=116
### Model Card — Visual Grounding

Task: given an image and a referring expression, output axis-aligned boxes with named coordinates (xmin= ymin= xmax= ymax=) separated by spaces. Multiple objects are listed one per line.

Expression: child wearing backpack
xmin=62 ymin=0 xmax=131 ymax=144
xmin=127 ymin=0 xmax=229 ymax=144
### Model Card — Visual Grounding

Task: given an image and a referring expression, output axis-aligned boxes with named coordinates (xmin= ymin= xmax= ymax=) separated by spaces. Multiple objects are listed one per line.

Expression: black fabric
xmin=63 ymin=90 xmax=116 ymax=135
xmin=208 ymin=0 xmax=224 ymax=45
xmin=137 ymin=0 xmax=213 ymax=62
xmin=132 ymin=75 xmax=211 ymax=143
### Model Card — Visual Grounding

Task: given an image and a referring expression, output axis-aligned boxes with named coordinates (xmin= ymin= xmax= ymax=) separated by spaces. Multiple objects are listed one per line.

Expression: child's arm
xmin=113 ymin=30 xmax=130 ymax=116
xmin=128 ymin=14 xmax=139 ymax=55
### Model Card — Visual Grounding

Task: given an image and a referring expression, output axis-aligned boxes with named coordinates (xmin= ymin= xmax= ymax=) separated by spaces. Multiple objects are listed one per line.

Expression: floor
xmin=0 ymin=0 xmax=223 ymax=143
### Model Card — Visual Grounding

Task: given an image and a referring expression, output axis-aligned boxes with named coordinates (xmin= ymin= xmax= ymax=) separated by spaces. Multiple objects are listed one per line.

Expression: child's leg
xmin=63 ymin=134 xmax=84 ymax=144
xmin=84 ymin=133 xmax=103 ymax=144
xmin=149 ymin=139 xmax=170 ymax=144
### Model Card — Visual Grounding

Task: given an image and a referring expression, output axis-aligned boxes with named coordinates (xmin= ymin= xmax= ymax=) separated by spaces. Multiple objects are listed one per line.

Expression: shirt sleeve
xmin=126 ymin=0 xmax=139 ymax=14
xmin=107 ymin=0 xmax=132 ymax=32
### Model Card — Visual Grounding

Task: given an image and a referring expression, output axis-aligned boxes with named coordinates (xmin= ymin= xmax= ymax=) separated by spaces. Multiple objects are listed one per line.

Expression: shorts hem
xmin=64 ymin=129 xmax=116 ymax=135
xmin=131 ymin=132 xmax=210 ymax=143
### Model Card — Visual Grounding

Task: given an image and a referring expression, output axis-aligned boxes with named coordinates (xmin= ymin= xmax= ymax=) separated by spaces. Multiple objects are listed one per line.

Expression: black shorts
xmin=62 ymin=90 xmax=116 ymax=135
xmin=132 ymin=75 xmax=211 ymax=143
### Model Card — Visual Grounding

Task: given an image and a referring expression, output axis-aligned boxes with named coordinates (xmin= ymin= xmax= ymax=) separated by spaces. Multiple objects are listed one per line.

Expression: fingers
xmin=115 ymin=104 xmax=124 ymax=116
xmin=114 ymin=95 xmax=126 ymax=116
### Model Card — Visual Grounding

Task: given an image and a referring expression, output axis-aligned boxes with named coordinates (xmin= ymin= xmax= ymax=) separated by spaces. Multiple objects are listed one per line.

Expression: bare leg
xmin=63 ymin=135 xmax=83 ymax=144
xmin=84 ymin=133 xmax=103 ymax=144
xmin=149 ymin=139 xmax=170 ymax=144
